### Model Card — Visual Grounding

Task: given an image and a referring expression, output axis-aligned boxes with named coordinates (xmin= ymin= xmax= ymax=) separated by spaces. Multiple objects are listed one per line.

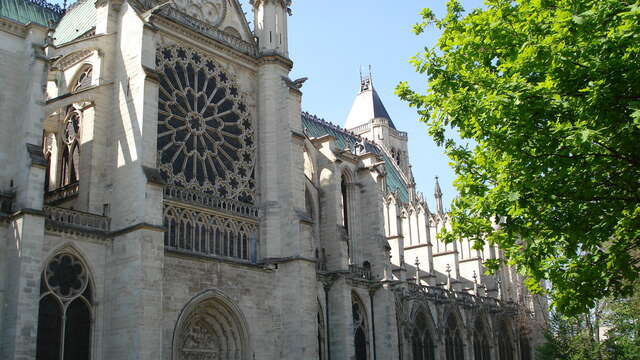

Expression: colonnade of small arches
xmin=397 ymin=301 xmax=532 ymax=360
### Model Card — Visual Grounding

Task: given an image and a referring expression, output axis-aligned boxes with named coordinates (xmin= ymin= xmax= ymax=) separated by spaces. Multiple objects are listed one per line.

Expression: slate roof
xmin=0 ymin=0 xmax=63 ymax=27
xmin=52 ymin=0 xmax=96 ymax=46
xmin=302 ymin=112 xmax=409 ymax=203
xmin=345 ymin=87 xmax=397 ymax=130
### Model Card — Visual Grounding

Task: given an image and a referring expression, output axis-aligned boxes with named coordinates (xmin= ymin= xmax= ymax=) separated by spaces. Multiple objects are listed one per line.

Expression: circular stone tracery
xmin=156 ymin=46 xmax=256 ymax=204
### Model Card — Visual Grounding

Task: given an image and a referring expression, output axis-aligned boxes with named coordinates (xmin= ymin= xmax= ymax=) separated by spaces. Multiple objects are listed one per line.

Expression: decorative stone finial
xmin=473 ymin=270 xmax=479 ymax=296
xmin=446 ymin=264 xmax=452 ymax=290
xmin=434 ymin=176 xmax=444 ymax=214
xmin=415 ymin=257 xmax=421 ymax=286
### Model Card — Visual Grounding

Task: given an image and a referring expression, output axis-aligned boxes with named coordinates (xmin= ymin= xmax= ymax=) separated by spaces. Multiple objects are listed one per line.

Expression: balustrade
xmin=44 ymin=206 xmax=110 ymax=233
xmin=45 ymin=182 xmax=79 ymax=205
xmin=349 ymin=264 xmax=372 ymax=280
xmin=164 ymin=185 xmax=259 ymax=218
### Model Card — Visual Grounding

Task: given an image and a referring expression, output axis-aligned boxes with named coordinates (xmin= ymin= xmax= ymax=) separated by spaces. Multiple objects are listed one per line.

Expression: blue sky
xmin=51 ymin=0 xmax=486 ymax=210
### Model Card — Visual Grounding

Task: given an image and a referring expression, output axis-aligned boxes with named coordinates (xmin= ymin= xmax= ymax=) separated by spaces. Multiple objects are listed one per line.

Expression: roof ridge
xmin=301 ymin=111 xmax=376 ymax=148
xmin=25 ymin=0 xmax=64 ymax=15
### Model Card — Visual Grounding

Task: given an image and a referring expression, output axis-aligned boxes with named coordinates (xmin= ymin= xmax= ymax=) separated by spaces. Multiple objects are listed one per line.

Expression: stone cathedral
xmin=0 ymin=0 xmax=546 ymax=359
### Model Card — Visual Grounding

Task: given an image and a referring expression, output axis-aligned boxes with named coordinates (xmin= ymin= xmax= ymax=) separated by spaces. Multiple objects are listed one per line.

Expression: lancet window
xmin=352 ymin=294 xmax=369 ymax=360
xmin=164 ymin=204 xmax=256 ymax=261
xmin=412 ymin=312 xmax=435 ymax=360
xmin=445 ymin=313 xmax=465 ymax=360
xmin=519 ymin=335 xmax=531 ymax=360
xmin=498 ymin=321 xmax=514 ymax=360
xmin=341 ymin=175 xmax=349 ymax=234
xmin=36 ymin=252 xmax=93 ymax=360
xmin=473 ymin=319 xmax=490 ymax=360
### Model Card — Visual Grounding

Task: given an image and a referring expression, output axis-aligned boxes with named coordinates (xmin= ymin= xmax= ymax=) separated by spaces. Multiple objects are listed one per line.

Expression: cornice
xmin=0 ymin=17 xmax=27 ymax=38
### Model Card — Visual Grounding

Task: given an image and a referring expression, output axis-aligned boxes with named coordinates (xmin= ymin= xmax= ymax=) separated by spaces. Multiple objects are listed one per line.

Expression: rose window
xmin=156 ymin=46 xmax=256 ymax=204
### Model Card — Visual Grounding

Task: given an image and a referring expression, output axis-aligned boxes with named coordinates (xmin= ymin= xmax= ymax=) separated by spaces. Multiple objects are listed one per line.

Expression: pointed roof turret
xmin=345 ymin=68 xmax=396 ymax=130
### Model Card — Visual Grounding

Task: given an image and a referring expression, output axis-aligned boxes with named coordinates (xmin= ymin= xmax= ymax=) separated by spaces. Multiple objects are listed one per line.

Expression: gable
xmin=170 ymin=0 xmax=253 ymax=42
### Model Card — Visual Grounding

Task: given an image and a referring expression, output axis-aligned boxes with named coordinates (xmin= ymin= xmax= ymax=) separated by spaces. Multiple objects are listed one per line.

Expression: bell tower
xmin=251 ymin=0 xmax=291 ymax=57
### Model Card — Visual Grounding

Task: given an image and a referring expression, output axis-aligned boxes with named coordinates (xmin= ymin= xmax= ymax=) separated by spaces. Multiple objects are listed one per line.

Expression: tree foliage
xmin=538 ymin=283 xmax=640 ymax=359
xmin=397 ymin=0 xmax=640 ymax=315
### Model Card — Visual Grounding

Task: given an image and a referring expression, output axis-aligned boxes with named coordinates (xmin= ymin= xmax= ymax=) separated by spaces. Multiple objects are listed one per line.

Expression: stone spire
xmin=434 ymin=176 xmax=443 ymax=214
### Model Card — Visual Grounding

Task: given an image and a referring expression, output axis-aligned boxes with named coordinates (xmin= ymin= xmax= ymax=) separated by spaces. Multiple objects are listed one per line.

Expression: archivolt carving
xmin=175 ymin=295 xmax=247 ymax=360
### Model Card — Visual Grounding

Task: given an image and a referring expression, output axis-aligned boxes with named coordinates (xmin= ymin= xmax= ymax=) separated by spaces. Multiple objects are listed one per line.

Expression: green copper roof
xmin=53 ymin=0 xmax=96 ymax=46
xmin=0 ymin=0 xmax=63 ymax=27
xmin=301 ymin=112 xmax=410 ymax=203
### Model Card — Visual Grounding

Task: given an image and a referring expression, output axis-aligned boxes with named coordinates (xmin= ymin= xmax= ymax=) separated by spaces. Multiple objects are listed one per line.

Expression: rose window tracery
xmin=156 ymin=46 xmax=256 ymax=204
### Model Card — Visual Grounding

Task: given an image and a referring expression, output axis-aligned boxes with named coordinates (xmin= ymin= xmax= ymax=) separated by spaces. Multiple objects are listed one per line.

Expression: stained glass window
xmin=445 ymin=314 xmax=465 ymax=360
xmin=156 ymin=46 xmax=256 ymax=204
xmin=36 ymin=252 xmax=93 ymax=360
xmin=352 ymin=295 xmax=369 ymax=360
xmin=412 ymin=312 xmax=435 ymax=360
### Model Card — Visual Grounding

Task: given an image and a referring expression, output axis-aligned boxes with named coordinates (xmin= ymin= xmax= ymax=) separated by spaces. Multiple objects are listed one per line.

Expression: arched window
xmin=445 ymin=313 xmax=465 ymax=360
xmin=174 ymin=293 xmax=248 ymax=360
xmin=519 ymin=334 xmax=531 ymax=360
xmin=36 ymin=252 xmax=93 ymax=360
xmin=352 ymin=294 xmax=369 ymax=360
xmin=498 ymin=320 xmax=514 ymax=360
xmin=341 ymin=175 xmax=350 ymax=234
xmin=412 ymin=311 xmax=435 ymax=360
xmin=71 ymin=65 xmax=93 ymax=92
xmin=60 ymin=108 xmax=81 ymax=187
xmin=473 ymin=318 xmax=490 ymax=360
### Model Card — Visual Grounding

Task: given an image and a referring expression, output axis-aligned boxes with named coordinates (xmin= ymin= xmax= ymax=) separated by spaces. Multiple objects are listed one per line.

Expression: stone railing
xmin=164 ymin=185 xmax=259 ymax=219
xmin=0 ymin=191 xmax=15 ymax=214
xmin=44 ymin=206 xmax=110 ymax=234
xmin=405 ymin=282 xmax=519 ymax=312
xmin=349 ymin=123 xmax=371 ymax=134
xmin=349 ymin=264 xmax=373 ymax=280
xmin=389 ymin=127 xmax=408 ymax=139
xmin=45 ymin=182 xmax=79 ymax=205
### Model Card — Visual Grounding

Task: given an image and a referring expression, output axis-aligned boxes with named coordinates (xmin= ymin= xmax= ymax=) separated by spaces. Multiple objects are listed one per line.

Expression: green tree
xmin=537 ymin=283 xmax=640 ymax=359
xmin=397 ymin=0 xmax=640 ymax=315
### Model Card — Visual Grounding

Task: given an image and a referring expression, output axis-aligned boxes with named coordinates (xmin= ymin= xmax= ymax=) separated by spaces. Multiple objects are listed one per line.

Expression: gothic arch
xmin=471 ymin=314 xmax=491 ymax=360
xmin=172 ymin=289 xmax=250 ymax=360
xmin=442 ymin=307 xmax=466 ymax=360
xmin=409 ymin=303 xmax=437 ymax=360
xmin=352 ymin=292 xmax=370 ymax=360
xmin=497 ymin=318 xmax=515 ymax=360
xmin=69 ymin=63 xmax=94 ymax=93
xmin=36 ymin=244 xmax=96 ymax=360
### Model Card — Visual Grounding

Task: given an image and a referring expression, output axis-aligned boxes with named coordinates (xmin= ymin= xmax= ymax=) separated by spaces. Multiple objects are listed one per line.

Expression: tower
xmin=345 ymin=69 xmax=411 ymax=177
xmin=251 ymin=0 xmax=291 ymax=57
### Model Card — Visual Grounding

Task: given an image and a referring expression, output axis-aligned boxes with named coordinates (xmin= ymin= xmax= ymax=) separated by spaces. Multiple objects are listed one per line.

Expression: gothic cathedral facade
xmin=0 ymin=0 xmax=545 ymax=359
